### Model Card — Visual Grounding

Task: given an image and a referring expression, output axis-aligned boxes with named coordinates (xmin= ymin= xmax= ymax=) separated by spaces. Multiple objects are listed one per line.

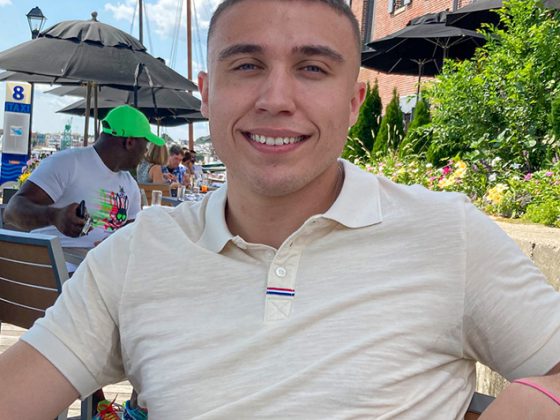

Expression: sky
xmin=0 ymin=0 xmax=221 ymax=142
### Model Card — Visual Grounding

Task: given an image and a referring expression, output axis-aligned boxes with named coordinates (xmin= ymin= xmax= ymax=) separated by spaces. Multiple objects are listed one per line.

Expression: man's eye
xmin=235 ymin=63 xmax=258 ymax=71
xmin=302 ymin=65 xmax=326 ymax=74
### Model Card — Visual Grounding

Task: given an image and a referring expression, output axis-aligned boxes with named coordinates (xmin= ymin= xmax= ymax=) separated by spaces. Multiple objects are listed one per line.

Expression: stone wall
xmin=476 ymin=220 xmax=560 ymax=396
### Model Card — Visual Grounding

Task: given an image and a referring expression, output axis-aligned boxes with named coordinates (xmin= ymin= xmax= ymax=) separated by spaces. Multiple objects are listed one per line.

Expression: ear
xmin=198 ymin=71 xmax=209 ymax=118
xmin=348 ymin=81 xmax=366 ymax=127
xmin=124 ymin=137 xmax=135 ymax=150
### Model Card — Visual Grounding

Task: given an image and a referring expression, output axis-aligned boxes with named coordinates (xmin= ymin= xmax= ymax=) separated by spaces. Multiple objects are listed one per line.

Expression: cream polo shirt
xmin=23 ymin=160 xmax=560 ymax=419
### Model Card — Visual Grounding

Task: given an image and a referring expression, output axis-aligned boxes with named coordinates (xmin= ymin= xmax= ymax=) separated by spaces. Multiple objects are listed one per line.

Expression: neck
xmin=226 ymin=161 xmax=344 ymax=249
xmin=94 ymin=142 xmax=122 ymax=172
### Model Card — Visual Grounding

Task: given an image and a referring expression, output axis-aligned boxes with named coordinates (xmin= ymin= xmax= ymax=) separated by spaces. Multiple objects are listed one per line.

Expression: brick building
xmin=349 ymin=0 xmax=474 ymax=117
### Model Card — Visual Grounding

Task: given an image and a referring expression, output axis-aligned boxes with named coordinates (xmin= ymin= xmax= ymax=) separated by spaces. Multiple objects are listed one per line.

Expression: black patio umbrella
xmin=56 ymin=92 xmax=204 ymax=134
xmin=0 ymin=12 xmax=196 ymax=91
xmin=364 ymin=12 xmax=485 ymax=97
xmin=47 ymin=85 xmax=201 ymax=115
xmin=445 ymin=0 xmax=503 ymax=31
xmin=0 ymin=12 xmax=197 ymax=144
xmin=447 ymin=0 xmax=560 ymax=31
xmin=0 ymin=70 xmax=79 ymax=85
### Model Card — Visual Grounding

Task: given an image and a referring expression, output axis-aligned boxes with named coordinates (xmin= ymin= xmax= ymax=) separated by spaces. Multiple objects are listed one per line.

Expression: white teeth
xmin=249 ymin=133 xmax=304 ymax=145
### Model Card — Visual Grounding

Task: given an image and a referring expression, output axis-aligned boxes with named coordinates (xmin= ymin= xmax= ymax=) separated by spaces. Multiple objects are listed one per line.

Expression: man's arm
xmin=0 ymin=341 xmax=79 ymax=419
xmin=480 ymin=362 xmax=560 ymax=419
xmin=4 ymin=181 xmax=86 ymax=237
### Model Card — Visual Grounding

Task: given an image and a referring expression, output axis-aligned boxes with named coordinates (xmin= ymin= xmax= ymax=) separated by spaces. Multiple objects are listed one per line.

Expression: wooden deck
xmin=0 ymin=323 xmax=133 ymax=417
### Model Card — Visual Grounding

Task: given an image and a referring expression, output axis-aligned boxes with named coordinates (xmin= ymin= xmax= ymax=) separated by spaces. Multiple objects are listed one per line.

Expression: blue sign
xmin=0 ymin=152 xmax=26 ymax=185
xmin=5 ymin=102 xmax=32 ymax=114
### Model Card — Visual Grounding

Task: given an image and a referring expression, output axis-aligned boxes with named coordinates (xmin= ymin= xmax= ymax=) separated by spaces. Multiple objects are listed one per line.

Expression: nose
xmin=254 ymin=68 xmax=296 ymax=115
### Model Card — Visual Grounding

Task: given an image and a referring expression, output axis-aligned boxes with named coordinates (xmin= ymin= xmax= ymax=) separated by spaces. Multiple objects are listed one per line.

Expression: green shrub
xmin=373 ymin=88 xmax=404 ymax=154
xmin=344 ymin=80 xmax=382 ymax=160
xmin=523 ymin=199 xmax=560 ymax=227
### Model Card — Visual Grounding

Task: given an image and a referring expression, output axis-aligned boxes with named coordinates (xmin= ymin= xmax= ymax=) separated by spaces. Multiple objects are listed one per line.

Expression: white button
xmin=275 ymin=267 xmax=287 ymax=278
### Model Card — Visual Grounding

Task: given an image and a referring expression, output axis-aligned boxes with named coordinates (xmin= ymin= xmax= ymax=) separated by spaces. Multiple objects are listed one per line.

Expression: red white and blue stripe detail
xmin=266 ymin=287 xmax=295 ymax=297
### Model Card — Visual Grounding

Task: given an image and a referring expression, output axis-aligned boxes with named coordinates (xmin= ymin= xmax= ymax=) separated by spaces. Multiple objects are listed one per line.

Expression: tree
xmin=343 ymin=80 xmax=382 ymax=159
xmin=373 ymin=88 xmax=404 ymax=154
xmin=399 ymin=97 xmax=431 ymax=157
xmin=425 ymin=0 xmax=560 ymax=169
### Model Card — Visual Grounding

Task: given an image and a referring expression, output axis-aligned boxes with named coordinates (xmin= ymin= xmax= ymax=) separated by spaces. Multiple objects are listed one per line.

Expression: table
xmin=161 ymin=194 xmax=204 ymax=207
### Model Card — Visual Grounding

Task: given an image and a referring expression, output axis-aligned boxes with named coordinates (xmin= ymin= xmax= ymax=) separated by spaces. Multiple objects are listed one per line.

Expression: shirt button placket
xmin=264 ymin=257 xmax=296 ymax=322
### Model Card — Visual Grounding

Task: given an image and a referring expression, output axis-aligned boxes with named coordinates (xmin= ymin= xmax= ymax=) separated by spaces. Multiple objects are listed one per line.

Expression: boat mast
xmin=139 ymin=0 xmax=143 ymax=44
xmin=187 ymin=0 xmax=194 ymax=151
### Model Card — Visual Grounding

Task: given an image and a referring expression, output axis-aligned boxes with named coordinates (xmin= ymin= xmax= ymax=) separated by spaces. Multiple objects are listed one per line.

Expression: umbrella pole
xmin=83 ymin=81 xmax=92 ymax=147
xmin=93 ymin=83 xmax=99 ymax=139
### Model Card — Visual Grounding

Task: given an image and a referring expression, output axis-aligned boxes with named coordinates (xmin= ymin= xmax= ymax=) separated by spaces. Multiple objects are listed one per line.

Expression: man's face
xmin=128 ymin=138 xmax=148 ymax=170
xmin=199 ymin=0 xmax=365 ymax=198
xmin=168 ymin=153 xmax=183 ymax=169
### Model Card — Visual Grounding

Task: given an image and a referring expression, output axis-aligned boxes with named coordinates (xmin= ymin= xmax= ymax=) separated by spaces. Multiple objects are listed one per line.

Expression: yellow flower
xmin=486 ymin=183 xmax=508 ymax=205
xmin=18 ymin=172 xmax=31 ymax=186
xmin=438 ymin=176 xmax=455 ymax=188
xmin=453 ymin=160 xmax=468 ymax=179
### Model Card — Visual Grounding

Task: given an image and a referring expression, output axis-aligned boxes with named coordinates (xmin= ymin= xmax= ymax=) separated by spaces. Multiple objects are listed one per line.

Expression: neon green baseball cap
xmin=101 ymin=105 xmax=165 ymax=146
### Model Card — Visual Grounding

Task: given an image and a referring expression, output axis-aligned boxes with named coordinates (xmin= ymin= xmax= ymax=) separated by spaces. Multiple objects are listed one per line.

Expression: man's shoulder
xmin=53 ymin=147 xmax=91 ymax=159
xmin=126 ymin=203 xmax=205 ymax=245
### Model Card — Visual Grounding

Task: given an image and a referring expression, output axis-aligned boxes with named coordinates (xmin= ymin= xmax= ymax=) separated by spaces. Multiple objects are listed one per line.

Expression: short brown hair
xmin=208 ymin=0 xmax=362 ymax=56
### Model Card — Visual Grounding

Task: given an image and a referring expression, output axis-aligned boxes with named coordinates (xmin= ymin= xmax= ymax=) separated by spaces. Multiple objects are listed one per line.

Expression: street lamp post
xmin=25 ymin=7 xmax=46 ymax=156
xmin=26 ymin=7 xmax=47 ymax=39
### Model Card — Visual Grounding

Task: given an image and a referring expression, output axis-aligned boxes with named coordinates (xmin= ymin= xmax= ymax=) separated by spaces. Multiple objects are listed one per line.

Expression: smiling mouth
xmin=245 ymin=132 xmax=307 ymax=146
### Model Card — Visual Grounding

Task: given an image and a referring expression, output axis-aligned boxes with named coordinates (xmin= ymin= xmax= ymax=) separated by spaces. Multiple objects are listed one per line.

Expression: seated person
xmin=137 ymin=142 xmax=169 ymax=184
xmin=162 ymin=144 xmax=186 ymax=184
xmin=4 ymin=105 xmax=166 ymax=250
xmin=181 ymin=151 xmax=196 ymax=186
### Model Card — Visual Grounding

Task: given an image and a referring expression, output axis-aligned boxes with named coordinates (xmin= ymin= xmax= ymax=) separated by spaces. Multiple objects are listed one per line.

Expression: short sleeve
xmin=28 ymin=152 xmax=74 ymax=202
xmin=21 ymin=224 xmax=135 ymax=398
xmin=462 ymin=201 xmax=560 ymax=380
xmin=125 ymin=175 xmax=141 ymax=219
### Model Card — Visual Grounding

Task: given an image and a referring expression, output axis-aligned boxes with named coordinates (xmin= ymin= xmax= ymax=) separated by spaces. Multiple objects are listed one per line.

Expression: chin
xmin=250 ymin=175 xmax=309 ymax=198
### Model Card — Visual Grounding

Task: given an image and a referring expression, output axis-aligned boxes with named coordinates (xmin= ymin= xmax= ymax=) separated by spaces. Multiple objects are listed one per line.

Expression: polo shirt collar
xmin=196 ymin=160 xmax=383 ymax=253
xmin=196 ymin=183 xmax=233 ymax=253
xmin=322 ymin=159 xmax=383 ymax=228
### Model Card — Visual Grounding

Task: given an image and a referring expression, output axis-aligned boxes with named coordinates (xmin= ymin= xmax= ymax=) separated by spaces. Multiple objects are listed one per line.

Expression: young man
xmin=0 ymin=1 xmax=559 ymax=418
xmin=162 ymin=144 xmax=186 ymax=184
xmin=4 ymin=105 xmax=165 ymax=249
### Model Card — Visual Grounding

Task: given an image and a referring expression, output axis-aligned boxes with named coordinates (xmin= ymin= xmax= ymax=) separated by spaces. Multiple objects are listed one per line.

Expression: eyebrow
xmin=217 ymin=44 xmax=263 ymax=61
xmin=293 ymin=45 xmax=344 ymax=63
xmin=216 ymin=43 xmax=345 ymax=63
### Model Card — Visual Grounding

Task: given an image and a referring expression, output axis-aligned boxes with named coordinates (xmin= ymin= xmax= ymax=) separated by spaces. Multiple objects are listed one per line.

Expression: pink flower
xmin=545 ymin=171 xmax=553 ymax=177
xmin=442 ymin=166 xmax=452 ymax=175
xmin=524 ymin=173 xmax=532 ymax=181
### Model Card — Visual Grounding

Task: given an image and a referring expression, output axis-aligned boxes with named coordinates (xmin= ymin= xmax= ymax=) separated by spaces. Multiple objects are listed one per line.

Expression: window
xmin=362 ymin=0 xmax=375 ymax=44
xmin=388 ymin=0 xmax=411 ymax=14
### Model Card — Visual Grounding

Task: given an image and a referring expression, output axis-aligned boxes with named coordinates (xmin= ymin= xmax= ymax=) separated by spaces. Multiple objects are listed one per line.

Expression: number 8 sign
xmin=6 ymin=82 xmax=31 ymax=105
xmin=12 ymin=85 xmax=25 ymax=101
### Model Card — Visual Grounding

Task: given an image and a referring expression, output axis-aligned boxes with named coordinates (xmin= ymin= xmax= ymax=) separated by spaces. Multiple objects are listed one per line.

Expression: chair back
xmin=465 ymin=391 xmax=495 ymax=419
xmin=138 ymin=183 xmax=171 ymax=206
xmin=0 ymin=229 xmax=69 ymax=329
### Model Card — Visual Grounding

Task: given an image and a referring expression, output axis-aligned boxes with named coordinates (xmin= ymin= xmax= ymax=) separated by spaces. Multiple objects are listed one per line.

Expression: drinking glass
xmin=151 ymin=190 xmax=163 ymax=206
xmin=177 ymin=186 xmax=186 ymax=201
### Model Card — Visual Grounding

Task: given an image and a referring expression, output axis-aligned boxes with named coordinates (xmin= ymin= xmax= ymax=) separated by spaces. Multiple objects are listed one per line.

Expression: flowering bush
xmin=18 ymin=157 xmax=41 ymax=187
xmin=356 ymin=153 xmax=560 ymax=227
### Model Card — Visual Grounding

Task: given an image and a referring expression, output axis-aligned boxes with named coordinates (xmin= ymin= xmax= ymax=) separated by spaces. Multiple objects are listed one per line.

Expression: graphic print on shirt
xmin=92 ymin=186 xmax=130 ymax=232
